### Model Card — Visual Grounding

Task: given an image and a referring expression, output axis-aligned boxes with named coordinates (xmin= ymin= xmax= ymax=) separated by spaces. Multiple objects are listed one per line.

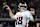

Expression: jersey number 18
xmin=16 ymin=17 xmax=23 ymax=25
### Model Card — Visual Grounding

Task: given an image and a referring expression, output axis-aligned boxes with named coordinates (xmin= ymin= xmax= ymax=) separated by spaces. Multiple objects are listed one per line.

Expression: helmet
xmin=18 ymin=2 xmax=27 ymax=12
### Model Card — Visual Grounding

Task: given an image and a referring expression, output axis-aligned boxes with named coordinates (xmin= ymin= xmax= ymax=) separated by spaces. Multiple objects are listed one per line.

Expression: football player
xmin=3 ymin=2 xmax=34 ymax=27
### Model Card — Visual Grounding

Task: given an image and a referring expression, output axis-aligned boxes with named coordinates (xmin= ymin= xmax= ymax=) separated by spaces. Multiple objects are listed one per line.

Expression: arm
xmin=29 ymin=15 xmax=34 ymax=22
xmin=3 ymin=5 xmax=15 ymax=19
xmin=8 ymin=9 xmax=14 ymax=19
xmin=32 ymin=19 xmax=34 ymax=22
xmin=29 ymin=12 xmax=34 ymax=22
xmin=28 ymin=11 xmax=34 ymax=22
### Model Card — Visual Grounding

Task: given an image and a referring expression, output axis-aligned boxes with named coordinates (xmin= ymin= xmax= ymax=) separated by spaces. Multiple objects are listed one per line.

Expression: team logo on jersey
xmin=17 ymin=15 xmax=22 ymax=17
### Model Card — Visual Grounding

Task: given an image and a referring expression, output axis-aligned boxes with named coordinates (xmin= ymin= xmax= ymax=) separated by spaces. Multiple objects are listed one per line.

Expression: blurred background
xmin=0 ymin=0 xmax=40 ymax=27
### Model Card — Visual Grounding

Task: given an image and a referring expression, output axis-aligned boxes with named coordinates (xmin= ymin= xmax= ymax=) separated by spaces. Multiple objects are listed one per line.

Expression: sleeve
xmin=26 ymin=11 xmax=33 ymax=21
xmin=29 ymin=11 xmax=33 ymax=21
xmin=13 ymin=13 xmax=18 ymax=20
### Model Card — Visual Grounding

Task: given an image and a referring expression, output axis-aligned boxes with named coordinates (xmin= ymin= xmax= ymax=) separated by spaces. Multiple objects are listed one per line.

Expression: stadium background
xmin=0 ymin=0 xmax=40 ymax=27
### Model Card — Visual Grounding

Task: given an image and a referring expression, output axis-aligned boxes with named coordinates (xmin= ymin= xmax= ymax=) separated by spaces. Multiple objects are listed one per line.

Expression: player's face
xmin=20 ymin=6 xmax=26 ymax=10
xmin=30 ymin=8 xmax=35 ymax=15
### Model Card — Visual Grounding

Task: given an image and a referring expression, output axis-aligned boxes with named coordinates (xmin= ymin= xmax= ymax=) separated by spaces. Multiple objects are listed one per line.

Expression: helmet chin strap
xmin=18 ymin=8 xmax=27 ymax=12
xmin=20 ymin=9 xmax=26 ymax=12
xmin=20 ymin=8 xmax=27 ymax=12
xmin=21 ymin=9 xmax=26 ymax=12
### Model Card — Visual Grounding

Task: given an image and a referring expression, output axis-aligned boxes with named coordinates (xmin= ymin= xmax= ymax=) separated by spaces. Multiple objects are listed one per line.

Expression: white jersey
xmin=13 ymin=10 xmax=33 ymax=27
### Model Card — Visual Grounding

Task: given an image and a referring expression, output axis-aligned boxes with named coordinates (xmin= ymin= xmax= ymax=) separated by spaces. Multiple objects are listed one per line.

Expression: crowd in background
xmin=0 ymin=0 xmax=40 ymax=27
xmin=0 ymin=0 xmax=40 ymax=18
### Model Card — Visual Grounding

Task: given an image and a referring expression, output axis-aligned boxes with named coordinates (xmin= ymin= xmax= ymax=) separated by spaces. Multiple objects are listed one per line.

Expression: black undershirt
xmin=32 ymin=15 xmax=35 ymax=19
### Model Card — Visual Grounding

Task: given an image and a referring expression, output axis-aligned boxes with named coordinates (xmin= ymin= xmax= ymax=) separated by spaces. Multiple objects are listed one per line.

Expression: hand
xmin=3 ymin=5 xmax=10 ymax=10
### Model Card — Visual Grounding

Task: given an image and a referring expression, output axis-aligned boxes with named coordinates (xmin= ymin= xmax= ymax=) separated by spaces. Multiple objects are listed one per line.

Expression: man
xmin=29 ymin=7 xmax=36 ymax=27
xmin=3 ymin=2 xmax=34 ymax=27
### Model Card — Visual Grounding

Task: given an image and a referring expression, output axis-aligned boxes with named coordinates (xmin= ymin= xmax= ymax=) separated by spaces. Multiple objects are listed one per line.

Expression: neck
xmin=32 ymin=13 xmax=35 ymax=15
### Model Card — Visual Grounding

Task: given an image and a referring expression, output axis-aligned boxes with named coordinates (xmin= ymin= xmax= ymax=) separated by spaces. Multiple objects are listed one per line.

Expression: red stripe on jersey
xmin=19 ymin=17 xmax=20 ymax=24
xmin=25 ymin=20 xmax=27 ymax=27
